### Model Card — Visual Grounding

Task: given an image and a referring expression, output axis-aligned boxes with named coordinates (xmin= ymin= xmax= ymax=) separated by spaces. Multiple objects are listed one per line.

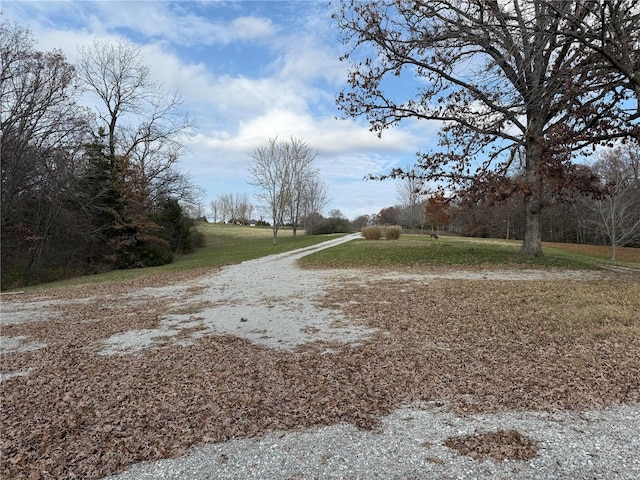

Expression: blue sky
xmin=3 ymin=0 xmax=439 ymax=220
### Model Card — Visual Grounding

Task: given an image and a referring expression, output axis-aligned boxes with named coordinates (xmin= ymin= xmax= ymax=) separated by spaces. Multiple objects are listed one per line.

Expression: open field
xmin=298 ymin=234 xmax=640 ymax=270
xmin=1 ymin=232 xmax=639 ymax=478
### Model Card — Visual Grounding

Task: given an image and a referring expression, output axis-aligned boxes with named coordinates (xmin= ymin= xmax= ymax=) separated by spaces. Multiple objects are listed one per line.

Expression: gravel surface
xmin=95 ymin=233 xmax=376 ymax=355
xmin=100 ymin=235 xmax=637 ymax=480
xmin=105 ymin=402 xmax=640 ymax=480
xmin=2 ymin=233 xmax=638 ymax=479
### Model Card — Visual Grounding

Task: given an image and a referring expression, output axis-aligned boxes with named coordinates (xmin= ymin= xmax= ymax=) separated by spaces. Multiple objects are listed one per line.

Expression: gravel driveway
xmin=2 ymin=233 xmax=639 ymax=479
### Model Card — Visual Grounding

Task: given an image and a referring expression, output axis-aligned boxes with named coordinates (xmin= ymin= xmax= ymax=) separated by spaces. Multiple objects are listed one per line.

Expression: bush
xmin=190 ymin=229 xmax=206 ymax=249
xmin=385 ymin=225 xmax=402 ymax=240
xmin=362 ymin=226 xmax=383 ymax=240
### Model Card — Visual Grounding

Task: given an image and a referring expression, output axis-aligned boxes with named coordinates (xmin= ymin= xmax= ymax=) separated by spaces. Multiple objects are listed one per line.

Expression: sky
xmin=3 ymin=0 xmax=441 ymax=221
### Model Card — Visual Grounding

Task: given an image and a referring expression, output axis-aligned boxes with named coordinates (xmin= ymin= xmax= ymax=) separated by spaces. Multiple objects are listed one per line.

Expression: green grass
xmin=21 ymin=224 xmax=344 ymax=291
xmin=297 ymin=234 xmax=608 ymax=270
xmin=18 ymin=228 xmax=634 ymax=292
xmin=174 ymin=224 xmax=343 ymax=269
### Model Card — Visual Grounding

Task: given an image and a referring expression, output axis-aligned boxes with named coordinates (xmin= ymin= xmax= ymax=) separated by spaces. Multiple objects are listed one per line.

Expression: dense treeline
xmin=1 ymin=21 xmax=202 ymax=289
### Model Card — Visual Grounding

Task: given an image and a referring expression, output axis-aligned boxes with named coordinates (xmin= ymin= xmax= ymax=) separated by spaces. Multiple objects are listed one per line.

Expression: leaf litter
xmin=1 ymin=264 xmax=639 ymax=479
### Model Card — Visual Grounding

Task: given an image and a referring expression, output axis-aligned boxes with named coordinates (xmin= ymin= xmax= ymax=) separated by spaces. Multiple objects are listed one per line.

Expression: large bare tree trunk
xmin=520 ymin=130 xmax=544 ymax=256
xmin=521 ymin=194 xmax=543 ymax=256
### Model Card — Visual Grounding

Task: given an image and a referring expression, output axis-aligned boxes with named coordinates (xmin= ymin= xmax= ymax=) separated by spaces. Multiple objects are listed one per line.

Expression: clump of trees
xmin=209 ymin=193 xmax=254 ymax=224
xmin=249 ymin=136 xmax=330 ymax=243
xmin=580 ymin=143 xmax=640 ymax=259
xmin=1 ymin=21 xmax=201 ymax=289
xmin=335 ymin=0 xmax=639 ymax=256
xmin=305 ymin=209 xmax=351 ymax=235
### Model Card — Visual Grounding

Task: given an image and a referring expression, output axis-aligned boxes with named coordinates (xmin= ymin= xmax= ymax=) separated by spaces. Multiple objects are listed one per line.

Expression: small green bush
xmin=362 ymin=226 xmax=383 ymax=240
xmin=385 ymin=226 xmax=402 ymax=240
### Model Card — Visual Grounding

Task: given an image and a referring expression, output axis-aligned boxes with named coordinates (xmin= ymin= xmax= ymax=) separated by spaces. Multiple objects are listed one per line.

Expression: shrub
xmin=362 ymin=226 xmax=383 ymax=240
xmin=385 ymin=225 xmax=402 ymax=240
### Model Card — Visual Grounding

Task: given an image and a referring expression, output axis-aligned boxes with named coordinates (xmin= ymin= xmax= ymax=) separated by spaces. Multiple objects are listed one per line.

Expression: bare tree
xmin=209 ymin=199 xmax=221 ymax=223
xmin=396 ymin=168 xmax=429 ymax=232
xmin=233 ymin=193 xmax=252 ymax=224
xmin=335 ymin=0 xmax=638 ymax=256
xmin=583 ymin=144 xmax=640 ymax=259
xmin=249 ymin=137 xmax=325 ymax=242
xmin=215 ymin=194 xmax=233 ymax=223
xmin=302 ymin=175 xmax=331 ymax=234
xmin=283 ymin=137 xmax=318 ymax=238
xmin=77 ymin=38 xmax=196 ymax=212
xmin=249 ymin=138 xmax=292 ymax=244
xmin=1 ymin=20 xmax=91 ymax=286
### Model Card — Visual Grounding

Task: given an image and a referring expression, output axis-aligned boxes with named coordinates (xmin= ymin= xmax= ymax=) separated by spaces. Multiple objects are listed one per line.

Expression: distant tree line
xmin=209 ymin=193 xmax=254 ymax=224
xmin=376 ymin=142 xmax=640 ymax=260
xmin=1 ymin=20 xmax=202 ymax=289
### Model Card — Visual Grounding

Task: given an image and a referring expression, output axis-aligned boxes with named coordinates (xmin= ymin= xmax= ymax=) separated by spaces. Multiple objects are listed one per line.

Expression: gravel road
xmin=105 ymin=403 xmax=640 ymax=480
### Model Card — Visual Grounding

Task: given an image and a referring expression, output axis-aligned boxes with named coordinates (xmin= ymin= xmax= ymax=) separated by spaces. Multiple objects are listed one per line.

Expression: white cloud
xmin=80 ymin=3 xmax=278 ymax=46
xmin=2 ymin=0 xmax=443 ymax=220
xmin=223 ymin=16 xmax=277 ymax=43
xmin=273 ymin=34 xmax=347 ymax=85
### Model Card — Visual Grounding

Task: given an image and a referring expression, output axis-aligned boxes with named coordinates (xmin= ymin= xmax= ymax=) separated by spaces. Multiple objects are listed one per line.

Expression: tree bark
xmin=520 ymin=129 xmax=544 ymax=256
xmin=520 ymin=194 xmax=543 ymax=256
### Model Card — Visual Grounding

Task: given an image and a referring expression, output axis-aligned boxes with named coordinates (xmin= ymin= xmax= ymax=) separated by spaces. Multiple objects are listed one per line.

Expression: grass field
xmin=298 ymin=234 xmax=640 ymax=270
xmin=21 ymin=226 xmax=639 ymax=292
xmin=23 ymin=224 xmax=343 ymax=291
xmin=543 ymin=241 xmax=640 ymax=263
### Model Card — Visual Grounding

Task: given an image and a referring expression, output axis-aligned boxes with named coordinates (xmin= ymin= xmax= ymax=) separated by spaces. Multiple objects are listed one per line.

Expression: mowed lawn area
xmin=298 ymin=232 xmax=640 ymax=270
xmin=1 ymin=228 xmax=638 ymax=478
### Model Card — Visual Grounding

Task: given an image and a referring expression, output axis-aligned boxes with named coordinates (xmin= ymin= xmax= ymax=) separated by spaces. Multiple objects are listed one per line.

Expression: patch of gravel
xmin=1 ymin=299 xmax=65 ymax=326
xmin=95 ymin=233 xmax=376 ymax=355
xmin=0 ymin=335 xmax=47 ymax=353
xmin=105 ymin=402 xmax=640 ymax=480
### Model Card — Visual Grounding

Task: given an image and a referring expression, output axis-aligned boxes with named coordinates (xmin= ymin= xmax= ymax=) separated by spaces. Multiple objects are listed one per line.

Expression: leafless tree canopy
xmin=210 ymin=193 xmax=253 ymax=224
xmin=1 ymin=23 xmax=202 ymax=288
xmin=1 ymin=19 xmax=93 ymax=285
xmin=396 ymin=168 xmax=430 ymax=232
xmin=548 ymin=0 xmax=640 ymax=113
xmin=582 ymin=143 xmax=640 ymax=259
xmin=335 ymin=0 xmax=640 ymax=255
xmin=249 ymin=137 xmax=325 ymax=243
xmin=77 ymin=39 xmax=198 ymax=212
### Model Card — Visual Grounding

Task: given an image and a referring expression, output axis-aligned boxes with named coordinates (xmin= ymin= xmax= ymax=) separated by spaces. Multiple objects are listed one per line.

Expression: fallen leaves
xmin=444 ymin=429 xmax=539 ymax=461
xmin=1 ymin=271 xmax=638 ymax=478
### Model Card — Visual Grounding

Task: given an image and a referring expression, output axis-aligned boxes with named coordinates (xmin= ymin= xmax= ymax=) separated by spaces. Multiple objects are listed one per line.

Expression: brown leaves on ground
xmin=444 ymin=429 xmax=539 ymax=461
xmin=1 ymin=271 xmax=639 ymax=478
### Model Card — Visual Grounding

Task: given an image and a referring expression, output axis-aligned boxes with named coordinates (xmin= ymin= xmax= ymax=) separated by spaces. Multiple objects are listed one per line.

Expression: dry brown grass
xmin=543 ymin=242 xmax=640 ymax=263
xmin=1 ymin=271 xmax=639 ymax=478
